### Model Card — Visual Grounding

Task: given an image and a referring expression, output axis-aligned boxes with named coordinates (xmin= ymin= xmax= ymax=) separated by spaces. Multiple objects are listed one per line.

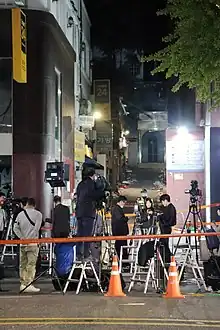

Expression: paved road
xmin=0 ymin=279 xmax=220 ymax=329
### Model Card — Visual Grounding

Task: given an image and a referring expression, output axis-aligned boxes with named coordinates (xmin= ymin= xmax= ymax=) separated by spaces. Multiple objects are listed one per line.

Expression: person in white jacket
xmin=13 ymin=198 xmax=42 ymax=293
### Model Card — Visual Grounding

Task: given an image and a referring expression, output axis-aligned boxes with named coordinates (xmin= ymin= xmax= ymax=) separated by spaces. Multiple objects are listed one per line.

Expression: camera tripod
xmin=174 ymin=200 xmax=203 ymax=263
xmin=173 ymin=200 xmax=209 ymax=291
xmin=93 ymin=207 xmax=115 ymax=267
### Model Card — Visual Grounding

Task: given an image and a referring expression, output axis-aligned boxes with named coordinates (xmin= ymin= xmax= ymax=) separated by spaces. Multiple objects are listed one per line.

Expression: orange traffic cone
xmin=164 ymin=255 xmax=185 ymax=299
xmin=105 ymin=255 xmax=126 ymax=297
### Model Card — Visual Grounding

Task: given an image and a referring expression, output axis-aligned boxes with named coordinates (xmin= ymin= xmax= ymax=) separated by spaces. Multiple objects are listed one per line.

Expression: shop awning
xmin=83 ymin=156 xmax=104 ymax=170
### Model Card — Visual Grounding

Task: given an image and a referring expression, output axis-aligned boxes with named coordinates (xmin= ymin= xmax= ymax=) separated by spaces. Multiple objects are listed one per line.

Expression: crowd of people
xmin=0 ymin=167 xmax=177 ymax=293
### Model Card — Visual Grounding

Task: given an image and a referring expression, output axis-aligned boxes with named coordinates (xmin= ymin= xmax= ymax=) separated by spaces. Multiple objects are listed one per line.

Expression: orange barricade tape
xmin=1 ymin=231 xmax=220 ymax=245
xmin=40 ymin=202 xmax=220 ymax=230
xmin=104 ymin=202 xmax=220 ymax=219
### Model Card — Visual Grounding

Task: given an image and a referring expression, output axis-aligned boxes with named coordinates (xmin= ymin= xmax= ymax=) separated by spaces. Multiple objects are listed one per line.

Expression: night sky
xmin=85 ymin=0 xmax=169 ymax=54
xmin=85 ymin=0 xmax=195 ymax=127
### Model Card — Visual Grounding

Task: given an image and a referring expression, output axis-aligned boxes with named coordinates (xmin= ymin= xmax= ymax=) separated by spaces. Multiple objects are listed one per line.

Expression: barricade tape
xmin=40 ymin=219 xmax=220 ymax=232
xmin=40 ymin=202 xmax=220 ymax=231
xmin=1 ymin=231 xmax=220 ymax=245
xmin=104 ymin=202 xmax=220 ymax=218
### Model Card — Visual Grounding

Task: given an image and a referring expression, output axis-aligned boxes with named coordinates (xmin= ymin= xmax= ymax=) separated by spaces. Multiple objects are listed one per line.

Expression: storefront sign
xmin=74 ymin=130 xmax=85 ymax=163
xmin=166 ymin=140 xmax=204 ymax=172
xmin=94 ymin=80 xmax=111 ymax=121
xmin=94 ymin=80 xmax=110 ymax=103
xmin=12 ymin=8 xmax=27 ymax=83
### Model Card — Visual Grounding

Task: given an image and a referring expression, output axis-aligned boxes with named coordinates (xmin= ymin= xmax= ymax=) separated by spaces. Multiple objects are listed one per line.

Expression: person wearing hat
xmin=76 ymin=167 xmax=105 ymax=260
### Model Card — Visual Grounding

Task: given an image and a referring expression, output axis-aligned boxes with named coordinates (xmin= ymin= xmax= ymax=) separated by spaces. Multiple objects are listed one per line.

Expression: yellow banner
xmin=74 ymin=130 xmax=85 ymax=163
xmin=85 ymin=145 xmax=93 ymax=158
xmin=12 ymin=8 xmax=27 ymax=83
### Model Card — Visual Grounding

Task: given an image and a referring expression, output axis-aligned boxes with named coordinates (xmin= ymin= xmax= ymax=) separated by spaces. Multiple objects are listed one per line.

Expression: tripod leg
xmin=174 ymin=209 xmax=191 ymax=255
xmin=19 ymin=268 xmax=49 ymax=294
xmin=192 ymin=210 xmax=199 ymax=264
xmin=52 ymin=266 xmax=64 ymax=294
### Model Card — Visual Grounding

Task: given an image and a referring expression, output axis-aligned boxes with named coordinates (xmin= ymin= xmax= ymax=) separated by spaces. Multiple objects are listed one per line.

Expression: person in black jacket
xmin=159 ymin=194 xmax=176 ymax=250
xmin=111 ymin=196 xmax=129 ymax=261
xmin=142 ymin=198 xmax=154 ymax=230
xmin=76 ymin=167 xmax=105 ymax=260
xmin=53 ymin=196 xmax=70 ymax=238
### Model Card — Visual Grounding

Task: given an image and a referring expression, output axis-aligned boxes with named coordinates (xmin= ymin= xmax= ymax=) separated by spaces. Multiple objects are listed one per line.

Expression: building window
xmin=129 ymin=64 xmax=139 ymax=76
xmin=148 ymin=137 xmax=158 ymax=163
xmin=0 ymin=59 xmax=12 ymax=134
xmin=55 ymin=68 xmax=62 ymax=160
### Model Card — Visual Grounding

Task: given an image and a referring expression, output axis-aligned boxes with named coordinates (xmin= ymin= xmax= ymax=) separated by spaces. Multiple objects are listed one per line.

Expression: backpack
xmin=205 ymin=227 xmax=220 ymax=251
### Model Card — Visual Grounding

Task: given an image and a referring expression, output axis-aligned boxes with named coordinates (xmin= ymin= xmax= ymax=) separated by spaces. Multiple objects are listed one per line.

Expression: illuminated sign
xmin=94 ymin=80 xmax=110 ymax=103
xmin=94 ymin=80 xmax=111 ymax=121
xmin=166 ymin=140 xmax=204 ymax=172
xmin=12 ymin=8 xmax=27 ymax=83
xmin=74 ymin=130 xmax=85 ymax=163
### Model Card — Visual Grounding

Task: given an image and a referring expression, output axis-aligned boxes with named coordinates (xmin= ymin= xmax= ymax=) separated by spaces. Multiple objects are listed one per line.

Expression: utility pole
xmin=111 ymin=99 xmax=121 ymax=189
xmin=205 ymin=83 xmax=213 ymax=223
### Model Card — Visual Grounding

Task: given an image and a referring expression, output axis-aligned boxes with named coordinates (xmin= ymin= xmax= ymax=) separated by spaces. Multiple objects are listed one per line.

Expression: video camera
xmin=185 ymin=180 xmax=202 ymax=204
xmin=94 ymin=175 xmax=111 ymax=210
xmin=2 ymin=197 xmax=20 ymax=215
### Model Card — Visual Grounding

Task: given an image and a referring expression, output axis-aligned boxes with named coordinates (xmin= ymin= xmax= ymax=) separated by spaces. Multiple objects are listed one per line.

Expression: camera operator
xmin=159 ymin=194 xmax=176 ymax=249
xmin=111 ymin=196 xmax=129 ymax=262
xmin=76 ymin=167 xmax=105 ymax=260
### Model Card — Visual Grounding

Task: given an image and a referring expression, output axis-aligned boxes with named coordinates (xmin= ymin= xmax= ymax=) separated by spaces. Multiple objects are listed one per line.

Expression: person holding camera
xmin=76 ymin=167 xmax=105 ymax=260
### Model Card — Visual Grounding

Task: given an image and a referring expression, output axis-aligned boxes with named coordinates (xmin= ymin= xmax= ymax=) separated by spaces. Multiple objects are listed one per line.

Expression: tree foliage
xmin=148 ymin=0 xmax=220 ymax=105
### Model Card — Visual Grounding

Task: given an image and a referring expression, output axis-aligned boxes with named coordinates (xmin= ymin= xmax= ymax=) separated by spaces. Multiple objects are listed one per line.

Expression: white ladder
xmin=63 ymin=258 xmax=103 ymax=295
xmin=177 ymin=243 xmax=207 ymax=291
xmin=1 ymin=217 xmax=17 ymax=263
xmin=128 ymin=239 xmax=168 ymax=294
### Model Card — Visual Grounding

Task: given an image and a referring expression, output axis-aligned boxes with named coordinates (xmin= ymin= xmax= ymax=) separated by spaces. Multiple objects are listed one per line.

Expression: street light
xmin=177 ymin=126 xmax=188 ymax=136
xmin=124 ymin=130 xmax=130 ymax=136
xmin=93 ymin=111 xmax=102 ymax=120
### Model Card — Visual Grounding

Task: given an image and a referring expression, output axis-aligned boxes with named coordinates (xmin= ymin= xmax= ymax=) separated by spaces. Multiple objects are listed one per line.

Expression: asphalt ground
xmin=1 ymin=289 xmax=220 ymax=330
xmin=0 ymin=278 xmax=219 ymax=330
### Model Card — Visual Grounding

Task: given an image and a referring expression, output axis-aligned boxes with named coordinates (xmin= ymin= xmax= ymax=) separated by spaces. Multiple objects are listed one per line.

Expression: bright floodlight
xmin=177 ymin=126 xmax=188 ymax=136
xmin=93 ymin=111 xmax=102 ymax=120
xmin=124 ymin=130 xmax=130 ymax=136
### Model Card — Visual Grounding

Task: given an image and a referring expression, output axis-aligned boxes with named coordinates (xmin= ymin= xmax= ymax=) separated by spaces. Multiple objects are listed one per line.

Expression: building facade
xmin=0 ymin=0 xmax=92 ymax=216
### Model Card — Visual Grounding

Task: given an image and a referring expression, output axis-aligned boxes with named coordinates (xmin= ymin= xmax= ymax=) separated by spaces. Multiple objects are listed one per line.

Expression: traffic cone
xmin=164 ymin=255 xmax=185 ymax=299
xmin=105 ymin=255 xmax=126 ymax=297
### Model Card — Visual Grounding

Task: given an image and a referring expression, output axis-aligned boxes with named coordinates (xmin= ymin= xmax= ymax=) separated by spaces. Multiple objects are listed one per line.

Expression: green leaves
xmin=148 ymin=0 xmax=220 ymax=105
